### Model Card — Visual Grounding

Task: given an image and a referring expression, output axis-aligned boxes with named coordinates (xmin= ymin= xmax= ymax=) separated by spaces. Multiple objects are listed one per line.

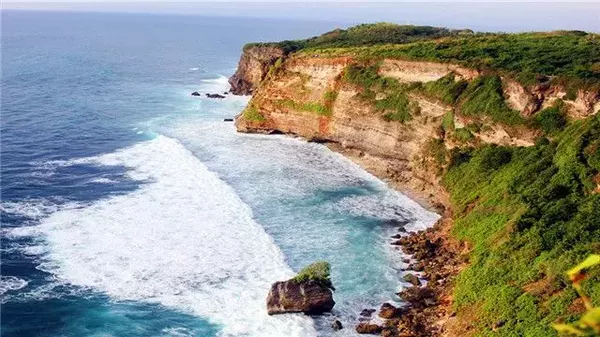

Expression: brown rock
xmin=379 ymin=302 xmax=403 ymax=319
xmin=228 ymin=45 xmax=285 ymax=95
xmin=356 ymin=323 xmax=383 ymax=334
xmin=403 ymin=273 xmax=422 ymax=287
xmin=266 ymin=279 xmax=334 ymax=315
xmin=398 ymin=286 xmax=437 ymax=309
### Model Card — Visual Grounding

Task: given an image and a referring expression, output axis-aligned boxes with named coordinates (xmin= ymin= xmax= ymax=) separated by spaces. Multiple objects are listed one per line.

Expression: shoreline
xmin=240 ymin=128 xmax=465 ymax=336
xmin=323 ymin=142 xmax=465 ymax=336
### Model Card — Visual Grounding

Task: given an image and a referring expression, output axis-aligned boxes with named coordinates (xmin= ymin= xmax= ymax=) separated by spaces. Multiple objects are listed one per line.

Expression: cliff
xmin=231 ymin=48 xmax=599 ymax=210
xmin=228 ymin=45 xmax=285 ymax=95
xmin=230 ymin=25 xmax=600 ymax=337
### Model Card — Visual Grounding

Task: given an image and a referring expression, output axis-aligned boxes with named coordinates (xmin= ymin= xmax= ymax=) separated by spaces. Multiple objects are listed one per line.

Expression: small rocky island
xmin=266 ymin=261 xmax=335 ymax=315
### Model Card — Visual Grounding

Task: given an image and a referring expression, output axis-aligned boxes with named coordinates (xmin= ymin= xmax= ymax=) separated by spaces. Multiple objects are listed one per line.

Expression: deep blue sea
xmin=1 ymin=11 xmax=439 ymax=337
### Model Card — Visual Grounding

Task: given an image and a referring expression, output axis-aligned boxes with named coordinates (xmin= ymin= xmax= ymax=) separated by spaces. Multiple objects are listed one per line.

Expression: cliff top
xmin=243 ymin=23 xmax=600 ymax=89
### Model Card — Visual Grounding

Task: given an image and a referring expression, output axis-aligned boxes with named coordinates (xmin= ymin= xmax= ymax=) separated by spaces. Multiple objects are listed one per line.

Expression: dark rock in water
xmin=355 ymin=323 xmax=382 ymax=334
xmin=266 ymin=279 xmax=334 ymax=315
xmin=191 ymin=91 xmax=201 ymax=96
xmin=223 ymin=118 xmax=234 ymax=122
xmin=223 ymin=91 xmax=229 ymax=95
xmin=390 ymin=233 xmax=403 ymax=239
xmin=205 ymin=93 xmax=226 ymax=99
xmin=379 ymin=302 xmax=403 ymax=319
xmin=331 ymin=319 xmax=343 ymax=330
xmin=403 ymin=273 xmax=422 ymax=287
xmin=360 ymin=308 xmax=376 ymax=317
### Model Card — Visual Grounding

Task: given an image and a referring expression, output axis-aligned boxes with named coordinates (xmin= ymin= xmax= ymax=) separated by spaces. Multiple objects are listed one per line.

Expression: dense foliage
xmin=244 ymin=23 xmax=466 ymax=53
xmin=443 ymin=116 xmax=600 ymax=336
xmin=459 ymin=75 xmax=524 ymax=125
xmin=304 ymin=29 xmax=600 ymax=89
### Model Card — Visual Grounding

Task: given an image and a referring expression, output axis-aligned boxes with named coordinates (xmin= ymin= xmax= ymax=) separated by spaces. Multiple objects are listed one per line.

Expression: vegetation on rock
xmin=292 ymin=261 xmax=334 ymax=290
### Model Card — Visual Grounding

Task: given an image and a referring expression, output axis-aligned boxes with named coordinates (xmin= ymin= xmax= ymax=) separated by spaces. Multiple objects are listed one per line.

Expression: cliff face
xmin=228 ymin=46 xmax=285 ymax=95
xmin=230 ymin=47 xmax=599 ymax=210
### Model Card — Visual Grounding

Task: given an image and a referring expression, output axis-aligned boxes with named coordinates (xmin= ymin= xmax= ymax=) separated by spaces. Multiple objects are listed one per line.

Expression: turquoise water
xmin=1 ymin=11 xmax=439 ymax=337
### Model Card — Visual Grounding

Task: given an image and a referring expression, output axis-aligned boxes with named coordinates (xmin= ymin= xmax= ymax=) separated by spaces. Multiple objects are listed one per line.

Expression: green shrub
xmin=454 ymin=128 xmax=475 ymax=142
xmin=441 ymin=111 xmax=456 ymax=132
xmin=379 ymin=92 xmax=415 ymax=122
xmin=534 ymin=102 xmax=568 ymax=134
xmin=278 ymin=99 xmax=331 ymax=116
xmin=422 ymin=73 xmax=469 ymax=104
xmin=477 ymin=145 xmax=512 ymax=171
xmin=243 ymin=106 xmax=266 ymax=122
xmin=460 ymin=75 xmax=524 ymax=125
xmin=293 ymin=261 xmax=334 ymax=290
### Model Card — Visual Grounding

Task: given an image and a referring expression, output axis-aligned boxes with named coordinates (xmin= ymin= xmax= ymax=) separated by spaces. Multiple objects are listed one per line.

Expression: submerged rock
xmin=266 ymin=261 xmax=335 ymax=315
xmin=331 ymin=319 xmax=343 ymax=330
xmin=205 ymin=93 xmax=226 ymax=99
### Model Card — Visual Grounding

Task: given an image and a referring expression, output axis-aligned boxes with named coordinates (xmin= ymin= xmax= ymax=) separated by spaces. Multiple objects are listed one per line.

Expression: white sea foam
xmin=88 ymin=177 xmax=118 ymax=184
xmin=0 ymin=276 xmax=29 ymax=295
xmin=10 ymin=136 xmax=316 ymax=337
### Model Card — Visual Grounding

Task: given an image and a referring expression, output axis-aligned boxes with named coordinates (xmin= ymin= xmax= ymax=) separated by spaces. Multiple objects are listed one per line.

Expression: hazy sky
xmin=3 ymin=1 xmax=600 ymax=33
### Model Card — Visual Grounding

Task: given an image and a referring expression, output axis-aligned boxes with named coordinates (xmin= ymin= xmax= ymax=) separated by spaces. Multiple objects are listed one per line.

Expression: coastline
xmin=323 ymin=141 xmax=465 ymax=336
xmin=326 ymin=140 xmax=466 ymax=336
xmin=240 ymin=128 xmax=466 ymax=336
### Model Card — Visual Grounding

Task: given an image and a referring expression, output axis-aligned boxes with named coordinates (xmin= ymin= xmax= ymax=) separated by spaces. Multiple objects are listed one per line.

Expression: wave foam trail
xmin=13 ymin=136 xmax=316 ymax=337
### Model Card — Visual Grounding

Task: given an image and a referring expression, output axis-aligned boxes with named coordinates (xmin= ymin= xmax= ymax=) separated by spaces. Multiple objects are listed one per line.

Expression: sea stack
xmin=266 ymin=261 xmax=335 ymax=315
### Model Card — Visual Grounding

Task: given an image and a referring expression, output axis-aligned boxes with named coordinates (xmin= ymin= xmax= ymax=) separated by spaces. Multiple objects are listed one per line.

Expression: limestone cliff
xmin=231 ymin=46 xmax=599 ymax=210
xmin=228 ymin=45 xmax=285 ymax=95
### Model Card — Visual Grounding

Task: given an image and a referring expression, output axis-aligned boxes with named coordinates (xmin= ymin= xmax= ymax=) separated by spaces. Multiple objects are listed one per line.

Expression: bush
xmin=460 ymin=75 xmax=524 ymax=125
xmin=534 ymin=102 xmax=568 ymax=134
xmin=422 ymin=73 xmax=469 ymax=104
xmin=293 ymin=261 xmax=334 ymax=290
xmin=477 ymin=145 xmax=513 ymax=171
xmin=454 ymin=128 xmax=474 ymax=142
xmin=441 ymin=111 xmax=455 ymax=132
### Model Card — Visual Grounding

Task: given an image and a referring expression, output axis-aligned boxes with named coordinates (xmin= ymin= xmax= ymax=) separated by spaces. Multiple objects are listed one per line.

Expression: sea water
xmin=1 ymin=11 xmax=439 ymax=337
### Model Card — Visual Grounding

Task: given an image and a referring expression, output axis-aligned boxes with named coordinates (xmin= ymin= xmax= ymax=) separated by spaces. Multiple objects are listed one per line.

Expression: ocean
xmin=1 ymin=11 xmax=439 ymax=337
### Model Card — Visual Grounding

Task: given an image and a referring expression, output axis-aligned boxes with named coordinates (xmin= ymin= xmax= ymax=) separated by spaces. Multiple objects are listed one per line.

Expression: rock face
xmin=228 ymin=45 xmax=285 ymax=95
xmin=266 ymin=279 xmax=335 ymax=315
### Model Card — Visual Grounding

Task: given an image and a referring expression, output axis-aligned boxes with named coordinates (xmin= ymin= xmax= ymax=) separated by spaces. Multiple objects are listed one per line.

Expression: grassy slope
xmin=443 ymin=118 xmax=600 ymax=336
xmin=301 ymin=30 xmax=600 ymax=90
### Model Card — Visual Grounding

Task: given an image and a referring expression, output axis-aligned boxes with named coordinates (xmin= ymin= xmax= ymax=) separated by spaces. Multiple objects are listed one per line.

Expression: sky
xmin=2 ymin=1 xmax=600 ymax=33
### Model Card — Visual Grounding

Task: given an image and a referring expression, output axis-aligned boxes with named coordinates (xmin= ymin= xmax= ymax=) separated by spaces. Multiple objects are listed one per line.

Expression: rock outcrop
xmin=266 ymin=261 xmax=335 ymax=315
xmin=266 ymin=279 xmax=335 ymax=315
xmin=228 ymin=45 xmax=285 ymax=95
